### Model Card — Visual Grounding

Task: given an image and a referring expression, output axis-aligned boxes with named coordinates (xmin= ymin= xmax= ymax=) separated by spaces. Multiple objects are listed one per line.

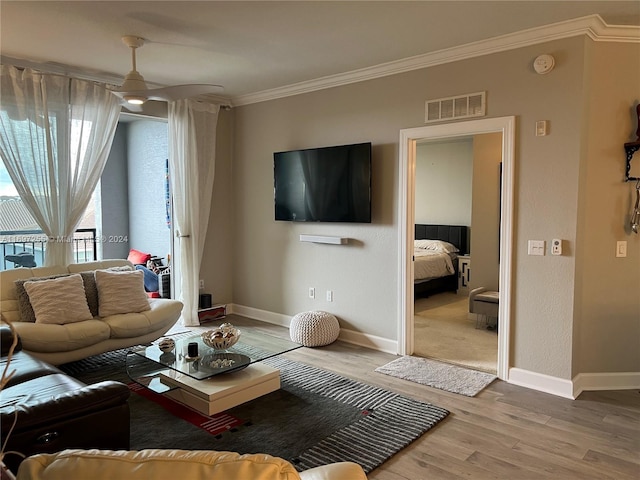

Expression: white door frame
xmin=397 ymin=116 xmax=516 ymax=380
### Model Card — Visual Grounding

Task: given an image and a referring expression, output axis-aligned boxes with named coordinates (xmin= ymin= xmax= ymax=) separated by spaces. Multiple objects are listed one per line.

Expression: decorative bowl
xmin=158 ymin=337 xmax=175 ymax=353
xmin=200 ymin=353 xmax=250 ymax=372
xmin=202 ymin=323 xmax=241 ymax=351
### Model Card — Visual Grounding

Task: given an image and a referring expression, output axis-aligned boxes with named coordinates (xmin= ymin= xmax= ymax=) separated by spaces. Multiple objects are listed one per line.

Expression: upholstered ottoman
xmin=289 ymin=311 xmax=340 ymax=347
xmin=469 ymin=287 xmax=499 ymax=330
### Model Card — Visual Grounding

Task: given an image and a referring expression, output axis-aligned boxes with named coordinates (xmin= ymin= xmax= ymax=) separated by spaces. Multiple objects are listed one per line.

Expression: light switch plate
xmin=535 ymin=120 xmax=549 ymax=136
xmin=616 ymin=241 xmax=627 ymax=258
xmin=528 ymin=240 xmax=545 ymax=256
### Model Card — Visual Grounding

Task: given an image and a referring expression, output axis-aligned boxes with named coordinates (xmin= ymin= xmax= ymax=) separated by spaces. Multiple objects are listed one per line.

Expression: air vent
xmin=425 ymin=92 xmax=486 ymax=123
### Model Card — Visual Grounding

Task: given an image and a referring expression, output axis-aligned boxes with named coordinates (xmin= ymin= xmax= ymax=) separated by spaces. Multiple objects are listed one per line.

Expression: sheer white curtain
xmin=0 ymin=65 xmax=121 ymax=266
xmin=168 ymin=99 xmax=220 ymax=326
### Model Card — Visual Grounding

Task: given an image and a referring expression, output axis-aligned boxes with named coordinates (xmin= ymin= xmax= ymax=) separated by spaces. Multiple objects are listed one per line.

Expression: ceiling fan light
xmin=124 ymin=95 xmax=146 ymax=105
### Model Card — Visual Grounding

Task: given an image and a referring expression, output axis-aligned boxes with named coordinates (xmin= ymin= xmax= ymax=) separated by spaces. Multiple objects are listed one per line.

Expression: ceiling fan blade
xmin=110 ymin=84 xmax=224 ymax=104
xmin=144 ymin=84 xmax=225 ymax=101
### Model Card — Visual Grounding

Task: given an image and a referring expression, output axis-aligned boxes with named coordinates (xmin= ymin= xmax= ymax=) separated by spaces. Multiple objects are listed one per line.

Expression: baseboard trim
xmin=508 ymin=368 xmax=640 ymax=400
xmin=337 ymin=328 xmax=398 ymax=354
xmin=572 ymin=372 xmax=640 ymax=398
xmin=230 ymin=305 xmax=639 ymax=400
xmin=228 ymin=304 xmax=291 ymax=328
xmin=508 ymin=367 xmax=575 ymax=399
xmin=229 ymin=304 xmax=398 ymax=353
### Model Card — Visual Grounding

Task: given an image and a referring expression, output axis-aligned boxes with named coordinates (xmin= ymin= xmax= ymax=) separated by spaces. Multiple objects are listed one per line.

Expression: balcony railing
xmin=0 ymin=228 xmax=97 ymax=271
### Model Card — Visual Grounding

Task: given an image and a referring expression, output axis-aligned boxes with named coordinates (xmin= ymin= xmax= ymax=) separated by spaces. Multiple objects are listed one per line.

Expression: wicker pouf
xmin=289 ymin=311 xmax=340 ymax=347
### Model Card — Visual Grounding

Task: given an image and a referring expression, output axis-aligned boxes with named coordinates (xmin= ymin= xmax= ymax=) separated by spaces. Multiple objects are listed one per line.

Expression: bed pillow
xmin=414 ymin=239 xmax=459 ymax=253
xmin=23 ymin=274 xmax=93 ymax=325
xmin=95 ymin=269 xmax=150 ymax=317
xmin=127 ymin=248 xmax=151 ymax=265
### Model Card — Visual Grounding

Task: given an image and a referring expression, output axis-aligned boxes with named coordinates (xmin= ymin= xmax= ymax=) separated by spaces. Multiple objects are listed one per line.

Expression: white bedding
xmin=414 ymin=248 xmax=455 ymax=281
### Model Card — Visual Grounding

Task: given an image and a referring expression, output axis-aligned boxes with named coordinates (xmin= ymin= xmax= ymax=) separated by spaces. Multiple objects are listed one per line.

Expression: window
xmin=0 ymin=157 xmax=98 ymax=270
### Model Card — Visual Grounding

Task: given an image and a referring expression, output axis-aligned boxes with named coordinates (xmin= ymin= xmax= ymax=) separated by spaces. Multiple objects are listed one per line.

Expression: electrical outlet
xmin=199 ymin=279 xmax=204 ymax=289
xmin=309 ymin=287 xmax=315 ymax=299
xmin=326 ymin=290 xmax=333 ymax=302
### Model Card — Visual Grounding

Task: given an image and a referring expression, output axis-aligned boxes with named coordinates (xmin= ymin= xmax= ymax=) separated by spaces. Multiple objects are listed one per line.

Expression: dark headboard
xmin=415 ymin=224 xmax=470 ymax=255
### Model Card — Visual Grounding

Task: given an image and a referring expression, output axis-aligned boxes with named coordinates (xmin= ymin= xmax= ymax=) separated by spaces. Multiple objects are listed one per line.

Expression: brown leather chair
xmin=0 ymin=327 xmax=130 ymax=474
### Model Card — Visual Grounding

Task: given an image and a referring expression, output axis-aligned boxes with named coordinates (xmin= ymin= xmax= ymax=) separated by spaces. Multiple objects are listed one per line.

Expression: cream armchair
xmin=14 ymin=449 xmax=368 ymax=480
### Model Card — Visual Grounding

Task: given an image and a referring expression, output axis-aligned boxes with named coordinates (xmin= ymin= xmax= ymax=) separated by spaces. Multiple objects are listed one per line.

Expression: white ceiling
xmin=2 ymin=1 xmax=639 ymax=105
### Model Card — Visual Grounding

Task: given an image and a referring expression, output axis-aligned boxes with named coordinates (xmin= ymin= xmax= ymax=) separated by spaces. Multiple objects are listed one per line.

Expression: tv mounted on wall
xmin=274 ymin=142 xmax=372 ymax=223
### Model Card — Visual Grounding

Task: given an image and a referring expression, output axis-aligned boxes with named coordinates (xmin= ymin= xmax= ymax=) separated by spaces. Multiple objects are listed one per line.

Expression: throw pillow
xmin=127 ymin=249 xmax=152 ymax=265
xmin=15 ymin=273 xmax=68 ymax=323
xmin=23 ymin=274 xmax=93 ymax=325
xmin=84 ymin=265 xmax=133 ymax=315
xmin=95 ymin=269 xmax=150 ymax=317
xmin=79 ymin=271 xmax=99 ymax=317
xmin=16 ymin=273 xmax=100 ymax=321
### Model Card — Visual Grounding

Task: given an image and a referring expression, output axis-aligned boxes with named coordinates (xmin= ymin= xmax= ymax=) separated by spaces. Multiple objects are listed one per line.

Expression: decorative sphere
xmin=158 ymin=337 xmax=175 ymax=352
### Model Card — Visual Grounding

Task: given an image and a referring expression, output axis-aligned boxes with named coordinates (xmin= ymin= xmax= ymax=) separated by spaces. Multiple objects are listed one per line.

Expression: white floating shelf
xmin=299 ymin=235 xmax=347 ymax=245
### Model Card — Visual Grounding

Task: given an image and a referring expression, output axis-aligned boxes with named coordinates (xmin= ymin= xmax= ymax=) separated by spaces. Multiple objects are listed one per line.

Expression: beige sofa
xmin=14 ymin=449 xmax=368 ymax=480
xmin=0 ymin=260 xmax=183 ymax=365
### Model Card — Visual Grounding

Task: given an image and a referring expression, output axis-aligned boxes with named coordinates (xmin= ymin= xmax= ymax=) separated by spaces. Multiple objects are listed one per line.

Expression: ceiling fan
xmin=111 ymin=35 xmax=223 ymax=106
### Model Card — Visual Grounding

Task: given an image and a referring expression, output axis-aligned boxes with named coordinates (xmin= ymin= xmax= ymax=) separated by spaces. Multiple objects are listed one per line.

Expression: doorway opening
xmin=397 ymin=116 xmax=515 ymax=380
xmin=413 ymin=134 xmax=499 ymax=373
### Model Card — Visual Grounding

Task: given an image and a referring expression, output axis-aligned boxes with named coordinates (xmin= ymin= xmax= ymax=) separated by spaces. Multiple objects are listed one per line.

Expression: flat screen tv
xmin=274 ymin=142 xmax=372 ymax=223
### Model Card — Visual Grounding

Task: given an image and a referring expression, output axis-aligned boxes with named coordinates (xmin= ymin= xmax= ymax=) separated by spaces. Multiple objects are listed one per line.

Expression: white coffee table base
xmin=160 ymin=363 xmax=280 ymax=415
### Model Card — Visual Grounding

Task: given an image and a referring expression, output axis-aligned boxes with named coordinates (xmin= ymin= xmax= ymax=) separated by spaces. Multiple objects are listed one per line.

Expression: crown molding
xmin=232 ymin=14 xmax=640 ymax=107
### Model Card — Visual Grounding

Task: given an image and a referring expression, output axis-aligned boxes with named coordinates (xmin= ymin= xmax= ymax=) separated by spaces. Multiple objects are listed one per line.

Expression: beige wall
xmin=230 ymin=86 xmax=399 ymax=337
xmin=574 ymin=41 xmax=640 ymax=375
xmin=199 ymin=109 xmax=235 ymax=306
xmin=470 ymin=132 xmax=502 ymax=291
xmin=208 ymin=36 xmax=640 ymax=380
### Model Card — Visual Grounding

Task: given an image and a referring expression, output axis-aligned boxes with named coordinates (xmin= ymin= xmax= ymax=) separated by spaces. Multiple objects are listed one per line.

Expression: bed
xmin=414 ymin=224 xmax=469 ymax=298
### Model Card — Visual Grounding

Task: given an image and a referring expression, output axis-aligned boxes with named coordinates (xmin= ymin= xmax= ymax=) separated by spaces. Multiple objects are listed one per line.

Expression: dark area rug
xmin=60 ymin=348 xmax=449 ymax=473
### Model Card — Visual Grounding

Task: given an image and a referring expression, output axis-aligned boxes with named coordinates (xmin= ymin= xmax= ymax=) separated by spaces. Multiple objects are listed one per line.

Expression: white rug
xmin=375 ymin=356 xmax=497 ymax=397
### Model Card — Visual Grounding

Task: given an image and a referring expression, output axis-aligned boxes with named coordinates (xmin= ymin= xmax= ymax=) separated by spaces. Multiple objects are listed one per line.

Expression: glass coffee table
xmin=126 ymin=329 xmax=302 ymax=415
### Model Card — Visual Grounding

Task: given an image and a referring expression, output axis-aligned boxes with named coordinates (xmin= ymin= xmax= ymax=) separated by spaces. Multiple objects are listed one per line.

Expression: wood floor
xmin=186 ymin=315 xmax=640 ymax=480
